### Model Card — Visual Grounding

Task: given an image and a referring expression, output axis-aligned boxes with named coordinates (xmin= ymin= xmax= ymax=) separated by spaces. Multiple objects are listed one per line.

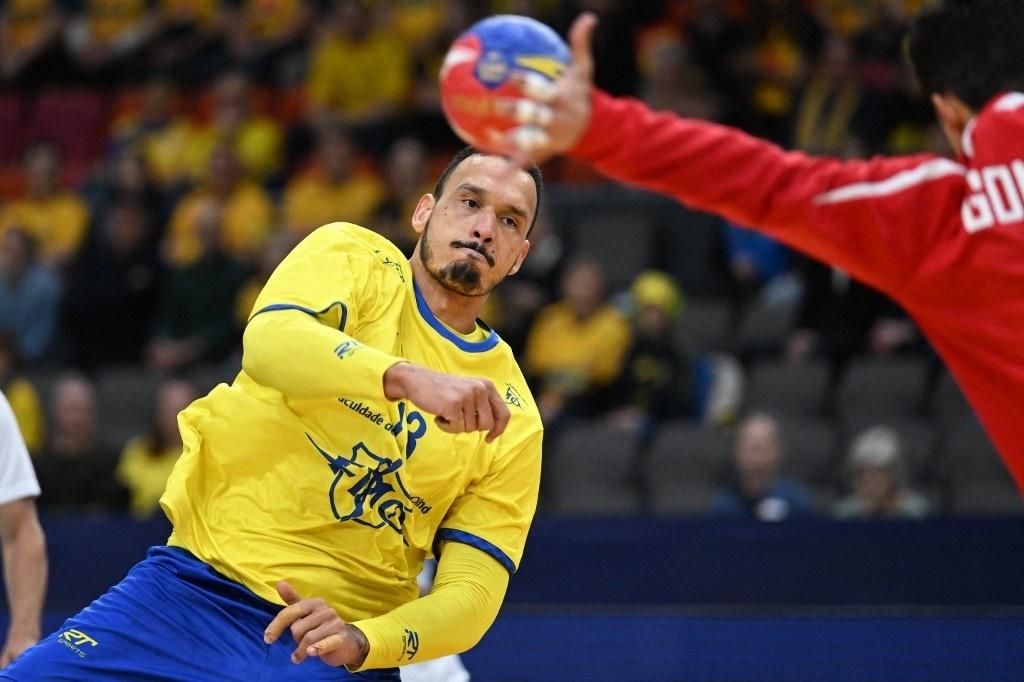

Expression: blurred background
xmin=1 ymin=0 xmax=1023 ymax=679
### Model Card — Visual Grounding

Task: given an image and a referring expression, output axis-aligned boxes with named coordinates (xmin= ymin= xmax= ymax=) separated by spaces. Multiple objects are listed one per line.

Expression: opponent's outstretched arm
xmin=503 ymin=14 xmax=966 ymax=299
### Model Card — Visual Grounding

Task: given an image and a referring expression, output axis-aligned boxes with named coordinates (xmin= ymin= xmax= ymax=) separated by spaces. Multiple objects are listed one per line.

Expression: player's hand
xmin=383 ymin=362 xmax=510 ymax=442
xmin=0 ymin=629 xmax=39 ymax=668
xmin=264 ymin=581 xmax=369 ymax=668
xmin=496 ymin=12 xmax=599 ymax=163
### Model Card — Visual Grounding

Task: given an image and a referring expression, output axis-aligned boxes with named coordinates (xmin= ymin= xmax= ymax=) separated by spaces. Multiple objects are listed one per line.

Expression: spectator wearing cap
xmin=608 ymin=270 xmax=691 ymax=436
xmin=833 ymin=425 xmax=931 ymax=520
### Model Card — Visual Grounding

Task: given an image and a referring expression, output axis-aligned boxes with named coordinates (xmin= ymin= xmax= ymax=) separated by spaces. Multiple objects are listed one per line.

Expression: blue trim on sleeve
xmin=413 ymin=281 xmax=500 ymax=353
xmin=434 ymin=528 xmax=517 ymax=574
xmin=250 ymin=301 xmax=349 ymax=332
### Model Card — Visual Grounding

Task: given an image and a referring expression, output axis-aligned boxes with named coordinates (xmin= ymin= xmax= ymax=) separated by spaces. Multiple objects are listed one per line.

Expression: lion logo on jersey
xmin=305 ymin=434 xmax=418 ymax=534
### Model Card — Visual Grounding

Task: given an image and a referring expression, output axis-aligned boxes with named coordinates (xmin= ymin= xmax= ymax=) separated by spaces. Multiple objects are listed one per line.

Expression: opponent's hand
xmin=496 ymin=12 xmax=599 ymax=163
xmin=0 ymin=629 xmax=38 ymax=668
xmin=264 ymin=581 xmax=369 ymax=668
xmin=384 ymin=362 xmax=510 ymax=442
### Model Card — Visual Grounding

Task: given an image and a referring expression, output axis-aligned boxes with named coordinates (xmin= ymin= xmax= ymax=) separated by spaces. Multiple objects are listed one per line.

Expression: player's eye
xmin=502 ymin=216 xmax=519 ymax=229
xmin=462 ymin=198 xmax=479 ymax=209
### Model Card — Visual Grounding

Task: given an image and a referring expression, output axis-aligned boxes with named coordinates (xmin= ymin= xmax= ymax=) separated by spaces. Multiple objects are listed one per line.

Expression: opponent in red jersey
xmin=495 ymin=1 xmax=1024 ymax=492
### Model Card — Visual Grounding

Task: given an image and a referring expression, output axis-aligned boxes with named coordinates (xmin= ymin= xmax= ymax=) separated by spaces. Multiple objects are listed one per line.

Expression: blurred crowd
xmin=1 ymin=0 xmax=1018 ymax=519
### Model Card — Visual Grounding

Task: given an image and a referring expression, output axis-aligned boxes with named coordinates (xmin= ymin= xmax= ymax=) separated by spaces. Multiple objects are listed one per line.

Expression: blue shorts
xmin=0 ymin=546 xmax=400 ymax=682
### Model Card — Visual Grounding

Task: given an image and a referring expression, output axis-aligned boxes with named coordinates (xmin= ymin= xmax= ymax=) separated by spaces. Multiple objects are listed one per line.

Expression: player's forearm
xmin=1 ymin=506 xmax=46 ymax=637
xmin=349 ymin=543 xmax=508 ymax=671
xmin=242 ymin=309 xmax=404 ymax=401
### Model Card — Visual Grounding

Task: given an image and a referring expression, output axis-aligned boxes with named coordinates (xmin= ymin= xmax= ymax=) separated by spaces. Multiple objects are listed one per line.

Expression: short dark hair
xmin=907 ymin=0 xmax=1024 ymax=110
xmin=432 ymin=146 xmax=543 ymax=235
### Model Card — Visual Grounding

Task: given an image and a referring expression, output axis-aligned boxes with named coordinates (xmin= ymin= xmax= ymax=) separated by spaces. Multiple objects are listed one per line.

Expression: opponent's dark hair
xmin=432 ymin=146 xmax=543 ymax=235
xmin=907 ymin=0 xmax=1024 ymax=110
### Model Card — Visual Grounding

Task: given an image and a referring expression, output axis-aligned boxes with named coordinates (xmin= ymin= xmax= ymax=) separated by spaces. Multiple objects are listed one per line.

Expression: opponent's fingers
xmin=485 ymin=386 xmax=511 ymax=443
xmin=509 ymin=125 xmax=551 ymax=154
xmin=495 ymin=97 xmax=553 ymax=126
xmin=568 ymin=12 xmax=598 ymax=82
xmin=509 ymin=70 xmax=558 ymax=102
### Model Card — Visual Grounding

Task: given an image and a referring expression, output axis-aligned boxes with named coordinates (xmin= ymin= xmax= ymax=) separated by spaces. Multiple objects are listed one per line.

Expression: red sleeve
xmin=570 ymin=90 xmax=968 ymax=297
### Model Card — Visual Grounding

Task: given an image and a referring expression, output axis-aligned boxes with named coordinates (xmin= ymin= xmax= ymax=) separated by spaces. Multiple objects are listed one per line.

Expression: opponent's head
xmin=412 ymin=147 xmax=541 ymax=297
xmin=907 ymin=0 xmax=1024 ymax=153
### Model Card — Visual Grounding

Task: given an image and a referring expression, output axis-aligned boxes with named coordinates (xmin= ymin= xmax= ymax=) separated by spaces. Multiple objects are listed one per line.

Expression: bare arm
xmin=0 ymin=498 xmax=46 ymax=668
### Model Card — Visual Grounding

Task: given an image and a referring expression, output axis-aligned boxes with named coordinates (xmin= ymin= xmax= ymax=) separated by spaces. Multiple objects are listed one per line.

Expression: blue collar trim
xmin=413 ymin=280 xmax=500 ymax=353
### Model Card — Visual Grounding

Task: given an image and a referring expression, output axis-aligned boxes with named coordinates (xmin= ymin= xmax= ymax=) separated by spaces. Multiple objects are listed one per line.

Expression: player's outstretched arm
xmin=0 ymin=498 xmax=47 ymax=668
xmin=499 ymin=13 xmax=962 ymax=300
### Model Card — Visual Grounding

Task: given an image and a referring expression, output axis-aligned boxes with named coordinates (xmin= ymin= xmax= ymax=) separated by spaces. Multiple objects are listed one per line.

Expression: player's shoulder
xmin=303 ymin=222 xmax=411 ymax=275
xmin=970 ymin=92 xmax=1024 ymax=161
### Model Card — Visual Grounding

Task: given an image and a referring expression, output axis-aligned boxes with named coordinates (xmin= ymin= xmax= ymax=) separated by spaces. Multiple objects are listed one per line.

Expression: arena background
xmin=1 ymin=0 xmax=1022 ymax=679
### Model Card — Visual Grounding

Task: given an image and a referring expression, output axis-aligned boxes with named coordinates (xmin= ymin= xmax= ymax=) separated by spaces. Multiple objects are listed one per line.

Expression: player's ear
xmin=508 ymin=239 xmax=531 ymax=276
xmin=411 ymin=194 xmax=435 ymax=235
xmin=931 ymin=93 xmax=974 ymax=155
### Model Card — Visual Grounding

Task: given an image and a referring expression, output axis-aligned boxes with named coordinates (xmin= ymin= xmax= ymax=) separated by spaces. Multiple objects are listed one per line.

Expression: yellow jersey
xmin=161 ymin=222 xmax=542 ymax=624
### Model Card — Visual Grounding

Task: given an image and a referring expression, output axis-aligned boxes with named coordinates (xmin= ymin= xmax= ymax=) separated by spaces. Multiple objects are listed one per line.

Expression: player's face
xmin=413 ymin=154 xmax=535 ymax=297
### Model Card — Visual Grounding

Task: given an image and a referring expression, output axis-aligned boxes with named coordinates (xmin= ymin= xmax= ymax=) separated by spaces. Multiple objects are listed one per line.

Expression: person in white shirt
xmin=0 ymin=392 xmax=46 ymax=667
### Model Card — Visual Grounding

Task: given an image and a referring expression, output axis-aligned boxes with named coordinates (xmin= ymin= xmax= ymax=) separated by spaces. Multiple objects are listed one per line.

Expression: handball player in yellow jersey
xmin=1 ymin=147 xmax=544 ymax=680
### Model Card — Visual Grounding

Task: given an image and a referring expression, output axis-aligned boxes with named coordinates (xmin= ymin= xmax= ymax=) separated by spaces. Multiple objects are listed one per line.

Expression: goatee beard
xmin=420 ymin=216 xmax=486 ymax=296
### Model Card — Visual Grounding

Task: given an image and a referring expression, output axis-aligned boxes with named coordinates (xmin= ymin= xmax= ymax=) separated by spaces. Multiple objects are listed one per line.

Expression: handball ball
xmin=440 ymin=15 xmax=570 ymax=155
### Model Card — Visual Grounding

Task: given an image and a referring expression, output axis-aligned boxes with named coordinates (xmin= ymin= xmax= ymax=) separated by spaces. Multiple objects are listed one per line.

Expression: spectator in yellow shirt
xmin=305 ymin=0 xmax=411 ymax=132
xmin=234 ymin=230 xmax=298 ymax=330
xmin=166 ymin=142 xmax=274 ymax=265
xmin=109 ymin=77 xmax=193 ymax=188
xmin=178 ymin=70 xmax=285 ymax=183
xmin=0 ymin=143 xmax=90 ymax=267
xmin=525 ymin=258 xmax=631 ymax=423
xmin=281 ymin=125 xmax=385 ymax=236
xmin=64 ymin=0 xmax=161 ymax=83
xmin=226 ymin=0 xmax=311 ymax=82
xmin=0 ymin=0 xmax=68 ymax=85
xmin=116 ymin=378 xmax=197 ymax=519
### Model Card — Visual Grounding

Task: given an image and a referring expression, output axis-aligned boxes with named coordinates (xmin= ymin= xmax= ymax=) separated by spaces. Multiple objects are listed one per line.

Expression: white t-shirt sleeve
xmin=0 ymin=392 xmax=40 ymax=506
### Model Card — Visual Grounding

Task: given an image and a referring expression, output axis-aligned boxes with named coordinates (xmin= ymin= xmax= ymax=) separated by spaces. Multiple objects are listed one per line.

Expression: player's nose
xmin=472 ymin=210 xmax=497 ymax=241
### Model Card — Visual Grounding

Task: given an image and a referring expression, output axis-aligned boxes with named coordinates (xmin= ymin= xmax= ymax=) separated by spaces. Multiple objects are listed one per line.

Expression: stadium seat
xmin=662 ymin=208 xmax=728 ymax=295
xmin=731 ymin=285 xmax=801 ymax=357
xmin=547 ymin=421 xmax=642 ymax=514
xmin=777 ymin=417 xmax=838 ymax=489
xmin=96 ymin=367 xmax=163 ymax=448
xmin=0 ymin=94 xmax=28 ymax=164
xmin=836 ymin=356 xmax=930 ymax=422
xmin=939 ymin=415 xmax=1020 ymax=512
xmin=746 ymin=358 xmax=831 ymax=418
xmin=565 ymin=207 xmax=659 ymax=291
xmin=24 ymin=89 xmax=110 ymax=163
xmin=642 ymin=422 xmax=731 ymax=514
xmin=674 ymin=297 xmax=732 ymax=355
xmin=931 ymin=370 xmax=974 ymax=423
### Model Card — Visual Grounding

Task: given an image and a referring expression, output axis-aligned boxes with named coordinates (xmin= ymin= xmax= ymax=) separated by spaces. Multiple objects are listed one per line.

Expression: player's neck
xmin=410 ymin=261 xmax=485 ymax=334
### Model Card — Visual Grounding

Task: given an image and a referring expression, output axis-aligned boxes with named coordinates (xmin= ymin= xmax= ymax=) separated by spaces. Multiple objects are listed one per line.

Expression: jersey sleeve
xmin=242 ymin=223 xmax=407 ymax=401
xmin=572 ymin=90 xmax=968 ymax=298
xmin=0 ymin=393 xmax=40 ymax=507
xmin=432 ymin=428 xmax=542 ymax=575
